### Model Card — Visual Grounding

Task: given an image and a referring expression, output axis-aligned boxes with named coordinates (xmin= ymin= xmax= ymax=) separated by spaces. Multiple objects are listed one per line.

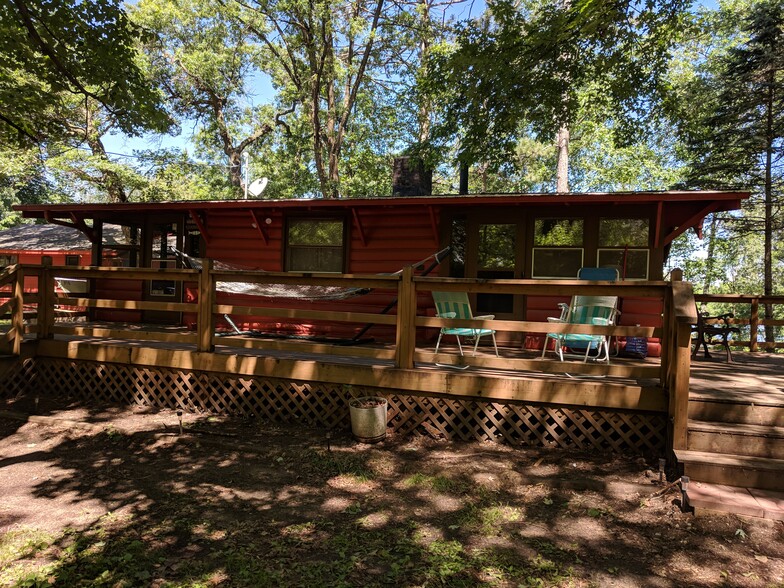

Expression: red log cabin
xmin=15 ymin=190 xmax=748 ymax=355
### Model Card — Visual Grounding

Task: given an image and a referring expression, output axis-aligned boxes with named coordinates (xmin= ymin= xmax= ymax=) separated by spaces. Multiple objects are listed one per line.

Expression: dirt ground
xmin=1 ymin=395 xmax=783 ymax=588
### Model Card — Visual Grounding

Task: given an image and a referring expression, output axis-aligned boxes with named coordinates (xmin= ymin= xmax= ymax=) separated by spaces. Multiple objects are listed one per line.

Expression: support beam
xmin=352 ymin=208 xmax=366 ymax=247
xmin=189 ymin=210 xmax=211 ymax=245
xmin=249 ymin=210 xmax=269 ymax=245
xmin=44 ymin=212 xmax=95 ymax=242
xmin=661 ymin=201 xmax=722 ymax=246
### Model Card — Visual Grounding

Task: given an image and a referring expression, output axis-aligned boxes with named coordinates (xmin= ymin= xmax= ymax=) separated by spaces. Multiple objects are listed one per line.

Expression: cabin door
xmin=455 ymin=218 xmax=525 ymax=343
xmin=143 ymin=221 xmax=183 ymax=325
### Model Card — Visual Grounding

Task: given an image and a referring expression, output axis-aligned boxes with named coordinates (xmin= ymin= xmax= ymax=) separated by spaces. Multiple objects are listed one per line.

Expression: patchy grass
xmin=1 ymin=404 xmax=783 ymax=587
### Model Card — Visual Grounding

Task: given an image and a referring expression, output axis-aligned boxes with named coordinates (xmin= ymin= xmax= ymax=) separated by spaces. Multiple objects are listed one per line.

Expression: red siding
xmin=194 ymin=206 xmax=439 ymax=341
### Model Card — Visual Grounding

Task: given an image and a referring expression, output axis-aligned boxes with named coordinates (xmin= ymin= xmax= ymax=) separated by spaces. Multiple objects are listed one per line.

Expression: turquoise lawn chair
xmin=432 ymin=291 xmax=499 ymax=357
xmin=541 ymin=296 xmax=619 ymax=363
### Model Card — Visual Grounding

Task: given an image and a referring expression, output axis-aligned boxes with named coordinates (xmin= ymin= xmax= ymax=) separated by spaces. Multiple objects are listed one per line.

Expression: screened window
xmin=286 ymin=218 xmax=345 ymax=272
xmin=477 ymin=223 xmax=516 ymax=314
xmin=597 ymin=249 xmax=650 ymax=280
xmin=65 ymin=255 xmax=80 ymax=266
xmin=599 ymin=218 xmax=649 ymax=247
xmin=532 ymin=219 xmax=584 ymax=278
xmin=598 ymin=218 xmax=650 ymax=279
xmin=0 ymin=254 xmax=18 ymax=267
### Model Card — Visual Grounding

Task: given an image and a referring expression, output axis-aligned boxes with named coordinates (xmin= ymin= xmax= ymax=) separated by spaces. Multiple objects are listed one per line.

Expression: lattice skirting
xmin=1 ymin=358 xmax=666 ymax=453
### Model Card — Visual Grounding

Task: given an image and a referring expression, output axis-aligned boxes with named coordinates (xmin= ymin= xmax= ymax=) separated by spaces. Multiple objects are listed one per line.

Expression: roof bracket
xmin=44 ymin=212 xmax=95 ymax=242
xmin=661 ymin=201 xmax=722 ymax=246
xmin=189 ymin=210 xmax=211 ymax=245
xmin=352 ymin=209 xmax=367 ymax=247
xmin=249 ymin=210 xmax=269 ymax=245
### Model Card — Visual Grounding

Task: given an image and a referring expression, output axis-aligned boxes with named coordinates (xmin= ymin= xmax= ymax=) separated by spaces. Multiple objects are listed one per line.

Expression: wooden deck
xmin=3 ymin=261 xmax=784 ymax=517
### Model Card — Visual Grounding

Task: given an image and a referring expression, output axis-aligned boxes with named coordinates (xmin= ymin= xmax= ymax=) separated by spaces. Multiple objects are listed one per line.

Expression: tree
xmin=133 ymin=0 xmax=295 ymax=195
xmin=238 ymin=0 xmax=389 ymax=198
xmin=680 ymin=0 xmax=784 ymax=343
xmin=0 ymin=0 xmax=170 ymax=145
xmin=424 ymin=0 xmax=687 ymax=191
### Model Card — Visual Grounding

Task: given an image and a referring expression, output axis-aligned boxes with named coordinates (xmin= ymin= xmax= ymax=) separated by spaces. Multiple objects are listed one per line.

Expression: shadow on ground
xmin=1 ymin=394 xmax=783 ymax=587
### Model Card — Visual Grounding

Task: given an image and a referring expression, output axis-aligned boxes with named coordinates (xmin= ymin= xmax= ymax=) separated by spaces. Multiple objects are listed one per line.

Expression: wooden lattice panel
xmin=5 ymin=358 xmax=666 ymax=453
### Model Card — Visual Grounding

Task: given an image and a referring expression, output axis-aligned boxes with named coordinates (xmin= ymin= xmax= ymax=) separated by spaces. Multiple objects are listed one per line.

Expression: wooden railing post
xmin=395 ymin=265 xmax=416 ymax=369
xmin=11 ymin=266 xmax=25 ymax=355
xmin=749 ymin=297 xmax=759 ymax=352
xmin=668 ymin=276 xmax=695 ymax=455
xmin=197 ymin=258 xmax=215 ymax=352
xmin=37 ymin=256 xmax=54 ymax=340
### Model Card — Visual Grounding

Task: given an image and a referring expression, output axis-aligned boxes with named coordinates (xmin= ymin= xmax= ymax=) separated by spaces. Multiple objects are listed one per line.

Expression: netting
xmin=171 ymin=247 xmax=451 ymax=302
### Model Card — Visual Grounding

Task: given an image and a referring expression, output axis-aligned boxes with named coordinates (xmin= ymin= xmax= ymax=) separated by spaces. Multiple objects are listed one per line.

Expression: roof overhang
xmin=15 ymin=190 xmax=748 ymax=247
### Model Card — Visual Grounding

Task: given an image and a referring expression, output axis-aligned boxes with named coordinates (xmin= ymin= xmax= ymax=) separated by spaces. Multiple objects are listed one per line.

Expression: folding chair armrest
xmin=547 ymin=317 xmax=566 ymax=323
xmin=474 ymin=315 xmax=495 ymax=320
xmin=436 ymin=311 xmax=457 ymax=319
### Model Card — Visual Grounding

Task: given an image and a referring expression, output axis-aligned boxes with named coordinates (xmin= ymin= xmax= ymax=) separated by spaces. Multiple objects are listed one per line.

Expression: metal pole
xmin=243 ymin=151 xmax=249 ymax=199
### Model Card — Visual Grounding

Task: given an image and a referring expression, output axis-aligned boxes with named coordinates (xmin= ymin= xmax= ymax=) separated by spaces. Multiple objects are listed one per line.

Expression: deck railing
xmin=694 ymin=293 xmax=784 ymax=351
xmin=3 ymin=260 xmax=685 ymax=372
xmin=1 ymin=258 xmax=701 ymax=451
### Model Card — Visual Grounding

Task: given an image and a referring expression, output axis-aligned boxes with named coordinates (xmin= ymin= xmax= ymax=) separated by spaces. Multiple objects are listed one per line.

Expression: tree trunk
xmin=702 ymin=215 xmax=718 ymax=296
xmin=556 ymin=124 xmax=569 ymax=193
xmin=763 ymin=70 xmax=775 ymax=346
xmin=227 ymin=150 xmax=243 ymax=191
xmin=86 ymin=136 xmax=127 ymax=203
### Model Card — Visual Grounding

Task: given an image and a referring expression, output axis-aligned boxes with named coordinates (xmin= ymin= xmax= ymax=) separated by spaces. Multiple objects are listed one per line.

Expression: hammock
xmin=171 ymin=246 xmax=452 ymax=302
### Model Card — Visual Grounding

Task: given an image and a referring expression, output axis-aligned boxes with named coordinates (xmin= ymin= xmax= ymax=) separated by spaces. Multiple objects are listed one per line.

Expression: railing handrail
xmin=695 ymin=293 xmax=784 ymax=305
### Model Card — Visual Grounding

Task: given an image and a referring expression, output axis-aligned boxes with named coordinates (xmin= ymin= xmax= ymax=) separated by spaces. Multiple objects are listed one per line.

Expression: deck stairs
xmin=677 ymin=389 xmax=784 ymax=519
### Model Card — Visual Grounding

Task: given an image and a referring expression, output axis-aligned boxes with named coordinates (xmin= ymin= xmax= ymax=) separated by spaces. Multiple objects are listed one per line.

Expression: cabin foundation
xmin=2 ymin=355 xmax=666 ymax=453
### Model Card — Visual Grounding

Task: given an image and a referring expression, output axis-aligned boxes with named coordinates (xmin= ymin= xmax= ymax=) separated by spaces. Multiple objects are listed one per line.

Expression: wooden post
xmin=668 ymin=277 xmax=695 ymax=456
xmin=660 ymin=269 xmax=682 ymax=385
xmin=395 ymin=265 xmax=416 ymax=369
xmin=37 ymin=256 xmax=54 ymax=340
xmin=11 ymin=266 xmax=25 ymax=355
xmin=197 ymin=258 xmax=215 ymax=352
xmin=749 ymin=297 xmax=759 ymax=352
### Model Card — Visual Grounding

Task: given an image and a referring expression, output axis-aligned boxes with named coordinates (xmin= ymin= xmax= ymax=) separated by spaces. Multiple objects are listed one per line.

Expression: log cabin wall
xmin=184 ymin=205 xmax=442 ymax=341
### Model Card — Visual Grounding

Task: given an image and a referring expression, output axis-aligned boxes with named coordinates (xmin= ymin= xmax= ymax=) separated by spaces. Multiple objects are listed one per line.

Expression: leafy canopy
xmin=0 ymin=0 xmax=170 ymax=144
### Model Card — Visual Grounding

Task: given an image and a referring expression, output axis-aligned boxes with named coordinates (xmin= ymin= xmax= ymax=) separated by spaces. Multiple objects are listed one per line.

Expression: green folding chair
xmin=541 ymin=296 xmax=619 ymax=363
xmin=432 ymin=291 xmax=499 ymax=357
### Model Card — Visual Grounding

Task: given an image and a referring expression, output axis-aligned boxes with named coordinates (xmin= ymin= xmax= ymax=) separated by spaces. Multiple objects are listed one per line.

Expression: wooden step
xmin=684 ymin=480 xmax=784 ymax=520
xmin=676 ymin=449 xmax=784 ymax=491
xmin=689 ymin=420 xmax=784 ymax=459
xmin=688 ymin=397 xmax=784 ymax=427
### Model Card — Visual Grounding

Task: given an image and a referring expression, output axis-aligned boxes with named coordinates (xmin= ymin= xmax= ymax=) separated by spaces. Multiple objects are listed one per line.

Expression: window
xmin=477 ymin=223 xmax=516 ymax=313
xmin=532 ymin=219 xmax=584 ymax=278
xmin=0 ymin=254 xmax=17 ymax=267
xmin=286 ymin=218 xmax=345 ymax=272
xmin=597 ymin=218 xmax=650 ymax=279
xmin=65 ymin=255 xmax=80 ymax=266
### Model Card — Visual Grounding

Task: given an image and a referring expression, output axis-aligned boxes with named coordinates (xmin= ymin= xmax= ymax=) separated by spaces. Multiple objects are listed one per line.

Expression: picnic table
xmin=691 ymin=311 xmax=741 ymax=363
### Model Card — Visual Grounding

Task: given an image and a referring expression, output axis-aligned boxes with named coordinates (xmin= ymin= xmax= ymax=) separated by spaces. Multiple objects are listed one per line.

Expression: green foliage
xmin=0 ymin=0 xmax=170 ymax=145
xmin=671 ymin=0 xmax=784 ymax=310
xmin=423 ymin=0 xmax=688 ymax=168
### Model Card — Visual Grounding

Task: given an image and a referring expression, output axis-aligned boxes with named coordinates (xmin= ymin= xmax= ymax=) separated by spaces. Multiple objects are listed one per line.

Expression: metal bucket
xmin=348 ymin=396 xmax=388 ymax=443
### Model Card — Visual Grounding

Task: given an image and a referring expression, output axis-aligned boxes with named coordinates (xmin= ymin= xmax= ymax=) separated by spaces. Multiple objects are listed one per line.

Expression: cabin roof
xmin=15 ymin=190 xmax=748 ymax=217
xmin=14 ymin=190 xmax=749 ymax=248
xmin=0 ymin=223 xmax=126 ymax=253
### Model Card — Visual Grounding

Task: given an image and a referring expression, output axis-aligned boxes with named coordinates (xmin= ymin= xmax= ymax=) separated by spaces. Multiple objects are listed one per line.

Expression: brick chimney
xmin=392 ymin=157 xmax=432 ymax=196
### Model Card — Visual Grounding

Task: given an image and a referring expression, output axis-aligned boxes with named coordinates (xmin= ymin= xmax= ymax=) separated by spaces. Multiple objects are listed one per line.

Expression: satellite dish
xmin=248 ymin=177 xmax=269 ymax=197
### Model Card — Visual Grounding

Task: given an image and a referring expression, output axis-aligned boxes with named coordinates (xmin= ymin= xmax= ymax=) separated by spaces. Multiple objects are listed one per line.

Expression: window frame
xmin=596 ymin=217 xmax=651 ymax=280
xmin=284 ymin=216 xmax=348 ymax=273
xmin=531 ymin=217 xmax=585 ymax=279
xmin=596 ymin=248 xmax=650 ymax=280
